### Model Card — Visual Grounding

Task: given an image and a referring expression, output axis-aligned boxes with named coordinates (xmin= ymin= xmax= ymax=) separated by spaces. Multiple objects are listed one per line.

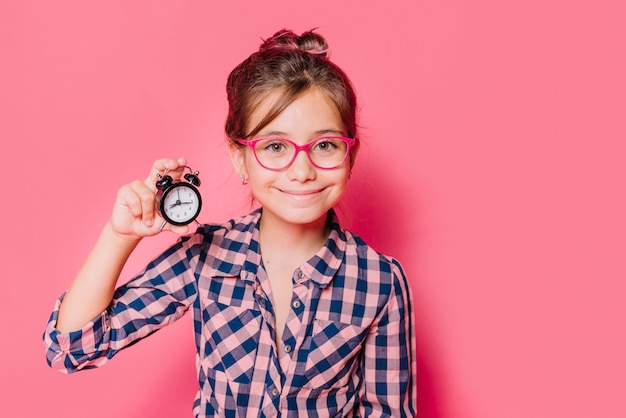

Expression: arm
xmin=44 ymin=157 xmax=199 ymax=372
xmin=54 ymin=221 xmax=139 ymax=332
xmin=55 ymin=157 xmax=190 ymax=333
xmin=56 ymin=158 xmax=188 ymax=332
xmin=44 ymin=234 xmax=199 ymax=372
xmin=359 ymin=260 xmax=417 ymax=417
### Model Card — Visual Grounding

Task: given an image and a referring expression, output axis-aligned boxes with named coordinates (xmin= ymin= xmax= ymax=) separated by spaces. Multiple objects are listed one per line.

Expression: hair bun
xmin=260 ymin=29 xmax=329 ymax=57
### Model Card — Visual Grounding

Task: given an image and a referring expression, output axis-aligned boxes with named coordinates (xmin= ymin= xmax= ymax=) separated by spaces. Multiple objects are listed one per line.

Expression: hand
xmin=110 ymin=157 xmax=191 ymax=240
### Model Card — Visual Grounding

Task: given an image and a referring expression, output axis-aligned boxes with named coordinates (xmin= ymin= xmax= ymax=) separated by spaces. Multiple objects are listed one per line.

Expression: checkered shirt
xmin=44 ymin=209 xmax=416 ymax=417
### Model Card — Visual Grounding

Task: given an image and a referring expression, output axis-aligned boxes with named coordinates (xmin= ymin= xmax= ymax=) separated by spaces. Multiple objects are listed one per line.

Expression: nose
xmin=286 ymin=148 xmax=316 ymax=181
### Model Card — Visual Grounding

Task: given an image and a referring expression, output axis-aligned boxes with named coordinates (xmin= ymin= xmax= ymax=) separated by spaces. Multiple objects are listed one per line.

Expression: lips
xmin=278 ymin=187 xmax=325 ymax=200
xmin=279 ymin=188 xmax=323 ymax=195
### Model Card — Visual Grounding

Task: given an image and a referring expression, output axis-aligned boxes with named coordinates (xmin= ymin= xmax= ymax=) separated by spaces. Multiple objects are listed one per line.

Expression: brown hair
xmin=225 ymin=29 xmax=359 ymax=151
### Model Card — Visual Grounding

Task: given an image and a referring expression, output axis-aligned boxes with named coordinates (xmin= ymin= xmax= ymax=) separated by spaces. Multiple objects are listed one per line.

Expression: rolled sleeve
xmin=43 ymin=295 xmax=111 ymax=373
xmin=42 ymin=233 xmax=200 ymax=374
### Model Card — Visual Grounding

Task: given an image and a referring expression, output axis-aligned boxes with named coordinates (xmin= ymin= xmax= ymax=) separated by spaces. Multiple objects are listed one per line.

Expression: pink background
xmin=2 ymin=1 xmax=625 ymax=417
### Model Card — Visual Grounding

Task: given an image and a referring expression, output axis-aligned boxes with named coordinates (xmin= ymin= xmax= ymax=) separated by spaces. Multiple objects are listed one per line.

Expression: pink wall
xmin=2 ymin=1 xmax=625 ymax=417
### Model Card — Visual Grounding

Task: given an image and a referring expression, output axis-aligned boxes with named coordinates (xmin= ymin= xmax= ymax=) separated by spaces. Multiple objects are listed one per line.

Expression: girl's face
xmin=231 ymin=87 xmax=351 ymax=229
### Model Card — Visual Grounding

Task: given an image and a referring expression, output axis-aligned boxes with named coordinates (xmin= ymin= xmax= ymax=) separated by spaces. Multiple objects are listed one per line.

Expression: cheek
xmin=326 ymin=170 xmax=351 ymax=194
xmin=246 ymin=166 xmax=277 ymax=193
xmin=245 ymin=158 xmax=266 ymax=179
xmin=335 ymin=165 xmax=352 ymax=182
xmin=241 ymin=152 xmax=266 ymax=182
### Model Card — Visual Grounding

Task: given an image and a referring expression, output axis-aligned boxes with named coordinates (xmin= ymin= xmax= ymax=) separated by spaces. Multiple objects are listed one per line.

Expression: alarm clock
xmin=155 ymin=166 xmax=202 ymax=230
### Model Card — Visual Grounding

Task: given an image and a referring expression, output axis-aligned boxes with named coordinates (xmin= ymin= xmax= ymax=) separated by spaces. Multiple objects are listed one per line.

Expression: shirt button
xmin=297 ymin=271 xmax=304 ymax=279
xmin=271 ymin=388 xmax=279 ymax=397
xmin=284 ymin=344 xmax=292 ymax=353
xmin=292 ymin=300 xmax=301 ymax=309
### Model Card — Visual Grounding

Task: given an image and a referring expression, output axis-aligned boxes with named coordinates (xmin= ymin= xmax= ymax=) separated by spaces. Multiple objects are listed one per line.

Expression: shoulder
xmin=170 ymin=210 xmax=260 ymax=277
xmin=339 ymin=228 xmax=409 ymax=297
xmin=342 ymin=229 xmax=406 ymax=276
xmin=183 ymin=210 xmax=260 ymax=250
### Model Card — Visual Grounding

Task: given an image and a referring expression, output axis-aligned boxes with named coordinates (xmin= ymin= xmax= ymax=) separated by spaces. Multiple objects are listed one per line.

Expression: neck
xmin=258 ymin=211 xmax=330 ymax=265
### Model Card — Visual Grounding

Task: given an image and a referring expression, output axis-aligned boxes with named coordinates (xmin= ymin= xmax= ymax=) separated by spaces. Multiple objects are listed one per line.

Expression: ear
xmin=349 ymin=141 xmax=360 ymax=168
xmin=229 ymin=143 xmax=248 ymax=176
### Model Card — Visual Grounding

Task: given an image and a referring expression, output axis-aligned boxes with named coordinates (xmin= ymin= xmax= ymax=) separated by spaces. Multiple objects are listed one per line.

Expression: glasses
xmin=237 ymin=136 xmax=356 ymax=171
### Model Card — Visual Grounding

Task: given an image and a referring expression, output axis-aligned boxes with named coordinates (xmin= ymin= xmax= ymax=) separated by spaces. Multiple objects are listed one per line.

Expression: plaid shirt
xmin=44 ymin=209 xmax=416 ymax=417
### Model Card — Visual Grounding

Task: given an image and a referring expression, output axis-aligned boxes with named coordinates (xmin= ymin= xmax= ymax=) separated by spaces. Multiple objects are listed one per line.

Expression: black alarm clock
xmin=155 ymin=166 xmax=202 ymax=230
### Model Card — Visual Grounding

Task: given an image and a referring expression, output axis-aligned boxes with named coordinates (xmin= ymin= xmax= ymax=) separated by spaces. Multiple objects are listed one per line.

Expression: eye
xmin=261 ymin=140 xmax=288 ymax=153
xmin=312 ymin=138 xmax=339 ymax=152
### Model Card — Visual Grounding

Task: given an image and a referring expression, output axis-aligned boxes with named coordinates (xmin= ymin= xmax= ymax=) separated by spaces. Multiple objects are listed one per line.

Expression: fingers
xmin=117 ymin=180 xmax=158 ymax=227
xmin=145 ymin=157 xmax=187 ymax=227
xmin=112 ymin=157 xmax=189 ymax=238
xmin=146 ymin=157 xmax=188 ymax=189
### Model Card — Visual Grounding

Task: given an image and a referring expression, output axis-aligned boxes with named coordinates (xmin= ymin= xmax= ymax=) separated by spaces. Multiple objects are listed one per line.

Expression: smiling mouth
xmin=280 ymin=188 xmax=323 ymax=195
xmin=278 ymin=188 xmax=325 ymax=199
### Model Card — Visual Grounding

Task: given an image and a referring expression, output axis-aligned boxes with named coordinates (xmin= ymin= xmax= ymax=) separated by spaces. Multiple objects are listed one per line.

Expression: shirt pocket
xmin=302 ymin=318 xmax=368 ymax=389
xmin=200 ymin=297 xmax=262 ymax=385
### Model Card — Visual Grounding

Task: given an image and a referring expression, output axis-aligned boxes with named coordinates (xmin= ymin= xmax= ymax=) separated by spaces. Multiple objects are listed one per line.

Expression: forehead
xmin=248 ymin=87 xmax=344 ymax=137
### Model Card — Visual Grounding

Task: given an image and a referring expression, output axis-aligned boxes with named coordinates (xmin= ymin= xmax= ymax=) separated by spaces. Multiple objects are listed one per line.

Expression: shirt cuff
xmin=43 ymin=294 xmax=110 ymax=372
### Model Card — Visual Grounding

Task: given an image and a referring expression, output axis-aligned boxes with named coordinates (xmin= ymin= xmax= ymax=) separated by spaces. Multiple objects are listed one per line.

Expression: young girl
xmin=44 ymin=29 xmax=416 ymax=417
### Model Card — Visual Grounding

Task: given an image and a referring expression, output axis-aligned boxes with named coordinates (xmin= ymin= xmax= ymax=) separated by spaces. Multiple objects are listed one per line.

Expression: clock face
xmin=160 ymin=183 xmax=202 ymax=226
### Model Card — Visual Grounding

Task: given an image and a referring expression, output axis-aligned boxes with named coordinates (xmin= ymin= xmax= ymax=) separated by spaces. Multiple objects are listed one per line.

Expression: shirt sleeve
xmin=358 ymin=258 xmax=417 ymax=417
xmin=43 ymin=234 xmax=200 ymax=374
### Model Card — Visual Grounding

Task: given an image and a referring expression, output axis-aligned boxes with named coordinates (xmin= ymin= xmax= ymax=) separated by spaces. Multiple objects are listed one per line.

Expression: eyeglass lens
xmin=253 ymin=137 xmax=349 ymax=169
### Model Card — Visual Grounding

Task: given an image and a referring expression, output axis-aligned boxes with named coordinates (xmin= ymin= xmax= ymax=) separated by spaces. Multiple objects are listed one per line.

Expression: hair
xmin=225 ymin=29 xmax=359 ymax=154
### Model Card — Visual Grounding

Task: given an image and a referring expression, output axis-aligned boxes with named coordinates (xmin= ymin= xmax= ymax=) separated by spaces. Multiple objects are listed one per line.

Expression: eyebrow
xmin=259 ymin=129 xmax=346 ymax=138
xmin=316 ymin=129 xmax=346 ymax=136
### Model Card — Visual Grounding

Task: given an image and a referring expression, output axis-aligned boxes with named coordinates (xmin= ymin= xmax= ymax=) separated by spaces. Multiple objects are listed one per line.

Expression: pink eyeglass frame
xmin=236 ymin=136 xmax=356 ymax=171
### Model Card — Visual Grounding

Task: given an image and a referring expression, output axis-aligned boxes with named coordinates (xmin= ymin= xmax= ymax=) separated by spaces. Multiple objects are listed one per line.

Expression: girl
xmin=44 ymin=29 xmax=416 ymax=417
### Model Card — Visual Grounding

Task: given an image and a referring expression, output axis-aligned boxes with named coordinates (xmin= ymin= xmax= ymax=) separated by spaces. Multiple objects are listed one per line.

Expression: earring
xmin=240 ymin=174 xmax=248 ymax=185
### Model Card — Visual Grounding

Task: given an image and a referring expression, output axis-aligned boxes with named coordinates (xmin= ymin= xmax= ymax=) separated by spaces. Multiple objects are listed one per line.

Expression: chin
xmin=265 ymin=206 xmax=331 ymax=227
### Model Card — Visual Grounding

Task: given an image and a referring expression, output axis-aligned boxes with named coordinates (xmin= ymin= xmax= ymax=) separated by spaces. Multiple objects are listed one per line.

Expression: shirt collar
xmin=209 ymin=208 xmax=346 ymax=288
xmin=209 ymin=209 xmax=262 ymax=283
xmin=301 ymin=211 xmax=347 ymax=288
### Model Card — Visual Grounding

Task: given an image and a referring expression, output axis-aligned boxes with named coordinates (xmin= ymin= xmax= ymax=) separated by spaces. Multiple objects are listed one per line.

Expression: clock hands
xmin=169 ymin=200 xmax=194 ymax=208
